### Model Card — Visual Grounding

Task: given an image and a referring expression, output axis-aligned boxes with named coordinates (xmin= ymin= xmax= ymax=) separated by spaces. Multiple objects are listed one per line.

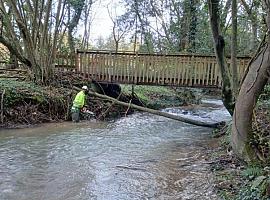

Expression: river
xmin=0 ymin=99 xmax=230 ymax=200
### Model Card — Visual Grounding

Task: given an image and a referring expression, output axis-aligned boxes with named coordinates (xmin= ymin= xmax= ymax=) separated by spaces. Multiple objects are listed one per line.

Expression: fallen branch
xmin=73 ymin=86 xmax=223 ymax=128
xmin=125 ymin=99 xmax=132 ymax=117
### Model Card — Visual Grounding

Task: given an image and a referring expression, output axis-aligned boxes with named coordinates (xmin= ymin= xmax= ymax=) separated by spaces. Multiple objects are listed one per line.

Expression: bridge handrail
xmin=76 ymin=49 xmax=252 ymax=59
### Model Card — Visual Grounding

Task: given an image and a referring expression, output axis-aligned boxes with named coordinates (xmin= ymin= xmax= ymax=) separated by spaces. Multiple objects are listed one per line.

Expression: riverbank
xmin=0 ymin=70 xmax=132 ymax=128
xmin=1 ymin=72 xmax=211 ymax=129
xmin=210 ymin=85 xmax=270 ymax=200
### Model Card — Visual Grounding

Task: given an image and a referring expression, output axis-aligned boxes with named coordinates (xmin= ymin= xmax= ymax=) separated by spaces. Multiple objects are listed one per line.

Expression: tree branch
xmin=0 ymin=36 xmax=32 ymax=67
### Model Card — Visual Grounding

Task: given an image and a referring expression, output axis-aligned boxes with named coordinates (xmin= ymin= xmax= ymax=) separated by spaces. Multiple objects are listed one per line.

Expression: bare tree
xmin=81 ymin=0 xmax=96 ymax=49
xmin=0 ymin=0 xmax=67 ymax=82
xmin=107 ymin=1 xmax=131 ymax=52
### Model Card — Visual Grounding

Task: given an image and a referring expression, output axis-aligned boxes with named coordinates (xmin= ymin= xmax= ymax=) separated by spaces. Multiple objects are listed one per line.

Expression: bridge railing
xmin=55 ymin=50 xmax=250 ymax=88
xmin=54 ymin=53 xmax=76 ymax=72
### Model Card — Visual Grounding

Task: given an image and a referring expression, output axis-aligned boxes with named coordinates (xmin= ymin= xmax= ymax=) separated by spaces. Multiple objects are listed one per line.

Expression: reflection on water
xmin=0 ymin=100 xmax=227 ymax=200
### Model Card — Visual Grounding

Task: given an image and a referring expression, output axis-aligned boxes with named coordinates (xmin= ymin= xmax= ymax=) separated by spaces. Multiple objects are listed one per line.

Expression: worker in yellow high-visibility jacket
xmin=71 ymin=85 xmax=88 ymax=122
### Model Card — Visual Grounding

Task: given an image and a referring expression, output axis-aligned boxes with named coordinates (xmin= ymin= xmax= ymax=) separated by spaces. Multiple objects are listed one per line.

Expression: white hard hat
xmin=82 ymin=85 xmax=88 ymax=90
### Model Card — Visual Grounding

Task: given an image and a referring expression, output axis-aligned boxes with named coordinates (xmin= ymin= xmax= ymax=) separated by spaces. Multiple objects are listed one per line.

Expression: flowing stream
xmin=0 ymin=99 xmax=230 ymax=200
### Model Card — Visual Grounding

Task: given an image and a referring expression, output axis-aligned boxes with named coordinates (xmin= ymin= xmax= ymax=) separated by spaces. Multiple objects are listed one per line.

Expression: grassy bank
xmin=121 ymin=84 xmax=203 ymax=109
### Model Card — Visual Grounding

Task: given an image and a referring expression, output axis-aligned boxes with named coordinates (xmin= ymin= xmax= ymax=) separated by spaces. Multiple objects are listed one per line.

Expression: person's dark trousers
xmin=71 ymin=107 xmax=80 ymax=122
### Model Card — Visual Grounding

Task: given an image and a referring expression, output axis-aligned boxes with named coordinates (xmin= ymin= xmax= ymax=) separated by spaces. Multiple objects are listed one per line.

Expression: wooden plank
xmin=173 ymin=57 xmax=177 ymax=85
xmin=202 ymin=57 xmax=207 ymax=85
xmin=166 ymin=56 xmax=170 ymax=84
xmin=198 ymin=57 xmax=202 ymax=85
xmin=152 ymin=55 xmax=155 ymax=83
xmin=185 ymin=56 xmax=190 ymax=85
xmin=158 ymin=56 xmax=162 ymax=84
xmin=119 ymin=55 xmax=122 ymax=82
xmin=96 ymin=54 xmax=100 ymax=80
xmin=177 ymin=57 xmax=181 ymax=85
xmin=123 ymin=54 xmax=128 ymax=83
xmin=102 ymin=54 xmax=106 ymax=81
xmin=160 ymin=55 xmax=165 ymax=84
xmin=206 ymin=58 xmax=210 ymax=86
xmin=184 ymin=56 xmax=188 ymax=85
xmin=123 ymin=55 xmax=127 ymax=82
xmin=127 ymin=54 xmax=131 ymax=83
xmin=118 ymin=54 xmax=122 ymax=81
xmin=211 ymin=59 xmax=215 ymax=85
xmin=214 ymin=60 xmax=219 ymax=86
xmin=140 ymin=55 xmax=144 ymax=83
xmin=134 ymin=52 xmax=137 ymax=84
xmin=152 ymin=56 xmax=155 ymax=84
xmin=197 ymin=56 xmax=201 ymax=85
xmin=138 ymin=55 xmax=142 ymax=83
xmin=146 ymin=55 xmax=150 ymax=83
xmin=122 ymin=55 xmax=126 ymax=84
xmin=180 ymin=56 xmax=184 ymax=85
xmin=107 ymin=52 xmax=111 ymax=82
xmin=88 ymin=53 xmax=93 ymax=80
xmin=114 ymin=54 xmax=118 ymax=82
xmin=193 ymin=56 xmax=198 ymax=86
xmin=142 ymin=55 xmax=145 ymax=83
xmin=99 ymin=54 xmax=103 ymax=81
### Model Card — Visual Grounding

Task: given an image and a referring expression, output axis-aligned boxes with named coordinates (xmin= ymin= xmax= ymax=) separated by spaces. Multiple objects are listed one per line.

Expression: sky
xmin=84 ymin=0 xmax=124 ymax=43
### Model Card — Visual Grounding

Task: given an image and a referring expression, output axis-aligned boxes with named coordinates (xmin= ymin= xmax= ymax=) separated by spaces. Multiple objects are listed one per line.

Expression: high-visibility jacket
xmin=72 ymin=91 xmax=86 ymax=108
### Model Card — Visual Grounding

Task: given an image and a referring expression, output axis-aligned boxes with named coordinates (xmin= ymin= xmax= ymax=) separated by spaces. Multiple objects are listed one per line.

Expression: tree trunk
xmin=67 ymin=0 xmax=85 ymax=53
xmin=240 ymin=0 xmax=259 ymax=51
xmin=231 ymin=42 xmax=270 ymax=162
xmin=231 ymin=0 xmax=239 ymax=96
xmin=231 ymin=0 xmax=270 ymax=162
xmin=208 ymin=0 xmax=235 ymax=115
xmin=188 ymin=0 xmax=198 ymax=53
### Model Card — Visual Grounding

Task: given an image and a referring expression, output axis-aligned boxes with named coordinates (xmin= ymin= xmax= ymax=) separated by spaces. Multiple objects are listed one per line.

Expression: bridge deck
xmin=55 ymin=50 xmax=250 ymax=88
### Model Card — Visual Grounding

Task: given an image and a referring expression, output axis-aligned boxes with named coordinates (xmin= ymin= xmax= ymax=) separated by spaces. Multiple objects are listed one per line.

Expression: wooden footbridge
xmin=55 ymin=50 xmax=250 ymax=88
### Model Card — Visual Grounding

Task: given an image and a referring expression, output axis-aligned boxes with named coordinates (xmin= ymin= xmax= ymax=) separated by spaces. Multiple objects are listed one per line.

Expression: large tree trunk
xmin=231 ymin=42 xmax=270 ymax=162
xmin=231 ymin=0 xmax=270 ymax=162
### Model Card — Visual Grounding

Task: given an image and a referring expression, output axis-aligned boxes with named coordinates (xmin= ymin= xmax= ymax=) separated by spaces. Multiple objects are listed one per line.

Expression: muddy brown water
xmin=0 ymin=100 xmax=230 ymax=200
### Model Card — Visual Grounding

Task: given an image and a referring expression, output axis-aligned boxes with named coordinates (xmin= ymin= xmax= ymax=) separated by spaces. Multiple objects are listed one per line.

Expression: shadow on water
xmin=0 ymin=99 xmax=229 ymax=200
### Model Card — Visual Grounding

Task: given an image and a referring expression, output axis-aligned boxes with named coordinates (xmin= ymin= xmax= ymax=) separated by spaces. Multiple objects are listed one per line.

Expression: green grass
xmin=121 ymin=84 xmax=202 ymax=109
xmin=0 ymin=79 xmax=43 ymax=92
xmin=121 ymin=84 xmax=174 ymax=102
xmin=0 ymin=79 xmax=70 ymax=107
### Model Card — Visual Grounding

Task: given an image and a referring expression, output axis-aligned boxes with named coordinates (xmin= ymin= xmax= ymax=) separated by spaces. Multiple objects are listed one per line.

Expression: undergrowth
xmin=214 ymin=85 xmax=270 ymax=200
